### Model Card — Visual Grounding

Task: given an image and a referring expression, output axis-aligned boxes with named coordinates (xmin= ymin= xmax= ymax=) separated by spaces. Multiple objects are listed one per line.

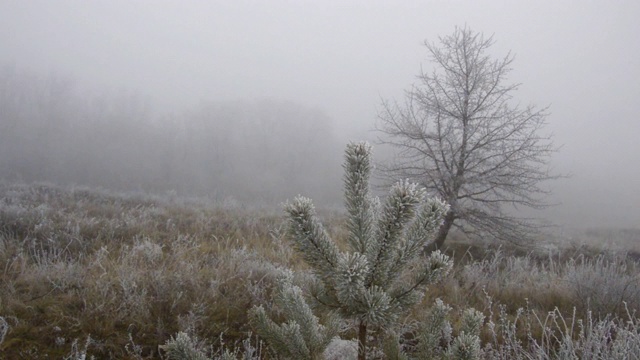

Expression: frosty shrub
xmin=445 ymin=332 xmax=482 ymax=360
xmin=160 ymin=331 xmax=263 ymax=360
xmin=248 ymin=271 xmax=340 ymax=360
xmin=323 ymin=338 xmax=358 ymax=360
xmin=563 ymin=254 xmax=640 ymax=315
xmin=412 ymin=299 xmax=483 ymax=360
xmin=482 ymin=304 xmax=640 ymax=359
xmin=414 ymin=299 xmax=453 ymax=358
xmin=444 ymin=308 xmax=484 ymax=360
xmin=459 ymin=308 xmax=485 ymax=337
xmin=281 ymin=142 xmax=452 ymax=360
xmin=161 ymin=332 xmax=209 ymax=360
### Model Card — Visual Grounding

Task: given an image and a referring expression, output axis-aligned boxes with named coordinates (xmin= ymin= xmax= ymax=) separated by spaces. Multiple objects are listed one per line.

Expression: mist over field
xmin=1 ymin=0 xmax=639 ymax=231
xmin=3 ymin=3 xmax=640 ymax=357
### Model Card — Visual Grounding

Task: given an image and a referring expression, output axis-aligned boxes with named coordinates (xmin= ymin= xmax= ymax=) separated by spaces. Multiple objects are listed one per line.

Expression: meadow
xmin=0 ymin=182 xmax=639 ymax=359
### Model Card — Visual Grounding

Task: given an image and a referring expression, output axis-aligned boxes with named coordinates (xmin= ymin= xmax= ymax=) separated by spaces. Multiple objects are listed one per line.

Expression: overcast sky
xmin=1 ymin=0 xmax=639 ymax=229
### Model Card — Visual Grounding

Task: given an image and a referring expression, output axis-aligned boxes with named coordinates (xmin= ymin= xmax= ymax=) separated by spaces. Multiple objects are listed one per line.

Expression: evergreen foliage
xmin=445 ymin=332 xmax=482 ymax=360
xmin=161 ymin=332 xmax=210 ymax=360
xmin=444 ymin=308 xmax=484 ymax=360
xmin=415 ymin=299 xmax=453 ymax=359
xmin=396 ymin=299 xmax=484 ymax=360
xmin=248 ymin=271 xmax=339 ymax=360
xmin=282 ymin=142 xmax=453 ymax=360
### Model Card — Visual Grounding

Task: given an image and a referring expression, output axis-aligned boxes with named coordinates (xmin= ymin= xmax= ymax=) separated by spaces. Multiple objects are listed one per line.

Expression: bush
xmin=563 ymin=254 xmax=640 ymax=316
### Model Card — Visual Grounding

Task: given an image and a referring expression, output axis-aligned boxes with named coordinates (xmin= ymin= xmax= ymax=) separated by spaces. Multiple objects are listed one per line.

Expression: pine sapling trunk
xmin=358 ymin=320 xmax=367 ymax=360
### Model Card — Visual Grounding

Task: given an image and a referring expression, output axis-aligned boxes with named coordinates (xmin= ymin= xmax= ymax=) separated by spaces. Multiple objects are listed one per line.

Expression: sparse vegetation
xmin=0 ymin=181 xmax=639 ymax=358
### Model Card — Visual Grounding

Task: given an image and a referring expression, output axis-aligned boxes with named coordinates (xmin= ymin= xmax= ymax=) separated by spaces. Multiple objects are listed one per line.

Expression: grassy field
xmin=1 ymin=182 xmax=639 ymax=359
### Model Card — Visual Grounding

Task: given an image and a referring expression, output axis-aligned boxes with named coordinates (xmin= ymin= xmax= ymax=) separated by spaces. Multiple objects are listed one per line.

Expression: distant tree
xmin=278 ymin=142 xmax=452 ymax=360
xmin=377 ymin=27 xmax=559 ymax=249
xmin=0 ymin=66 xmax=343 ymax=203
xmin=0 ymin=66 xmax=77 ymax=181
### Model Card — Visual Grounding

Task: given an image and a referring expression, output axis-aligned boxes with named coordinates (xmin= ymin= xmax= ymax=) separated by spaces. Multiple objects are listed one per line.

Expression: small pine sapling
xmin=415 ymin=299 xmax=453 ymax=358
xmin=414 ymin=300 xmax=484 ymax=360
xmin=444 ymin=308 xmax=484 ymax=360
xmin=283 ymin=142 xmax=453 ymax=360
xmin=160 ymin=332 xmax=209 ymax=360
xmin=248 ymin=271 xmax=340 ymax=360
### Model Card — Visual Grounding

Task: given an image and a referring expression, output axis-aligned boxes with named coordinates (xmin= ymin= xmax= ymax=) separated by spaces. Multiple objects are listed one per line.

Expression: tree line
xmin=0 ymin=65 xmax=343 ymax=205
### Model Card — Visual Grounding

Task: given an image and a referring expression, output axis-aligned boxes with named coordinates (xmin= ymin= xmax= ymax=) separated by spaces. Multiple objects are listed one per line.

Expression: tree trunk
xmin=423 ymin=211 xmax=455 ymax=254
xmin=358 ymin=320 xmax=367 ymax=360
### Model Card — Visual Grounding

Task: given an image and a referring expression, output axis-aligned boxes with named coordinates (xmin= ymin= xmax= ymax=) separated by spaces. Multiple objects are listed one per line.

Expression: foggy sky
xmin=1 ymin=0 xmax=639 ymax=229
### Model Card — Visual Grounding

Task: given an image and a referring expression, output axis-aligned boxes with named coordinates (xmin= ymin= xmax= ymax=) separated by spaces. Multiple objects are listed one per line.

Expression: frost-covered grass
xmin=0 ymin=183 xmax=291 ymax=358
xmin=0 ymin=182 xmax=639 ymax=359
xmin=450 ymin=248 xmax=640 ymax=318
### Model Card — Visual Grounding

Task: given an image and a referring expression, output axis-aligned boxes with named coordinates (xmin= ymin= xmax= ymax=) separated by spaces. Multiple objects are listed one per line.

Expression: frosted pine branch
xmin=279 ymin=142 xmax=452 ymax=360
xmin=248 ymin=272 xmax=339 ymax=360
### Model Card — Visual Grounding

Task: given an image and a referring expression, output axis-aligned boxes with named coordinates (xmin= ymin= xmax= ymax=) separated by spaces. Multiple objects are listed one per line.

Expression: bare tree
xmin=377 ymin=27 xmax=559 ymax=249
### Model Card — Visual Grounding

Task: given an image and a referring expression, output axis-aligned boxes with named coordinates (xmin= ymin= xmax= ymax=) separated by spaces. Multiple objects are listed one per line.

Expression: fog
xmin=1 ymin=1 xmax=639 ymax=230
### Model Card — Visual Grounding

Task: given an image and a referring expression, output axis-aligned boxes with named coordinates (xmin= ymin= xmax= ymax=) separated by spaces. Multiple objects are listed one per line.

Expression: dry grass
xmin=0 ymin=182 xmax=639 ymax=359
xmin=0 ymin=183 xmax=291 ymax=358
